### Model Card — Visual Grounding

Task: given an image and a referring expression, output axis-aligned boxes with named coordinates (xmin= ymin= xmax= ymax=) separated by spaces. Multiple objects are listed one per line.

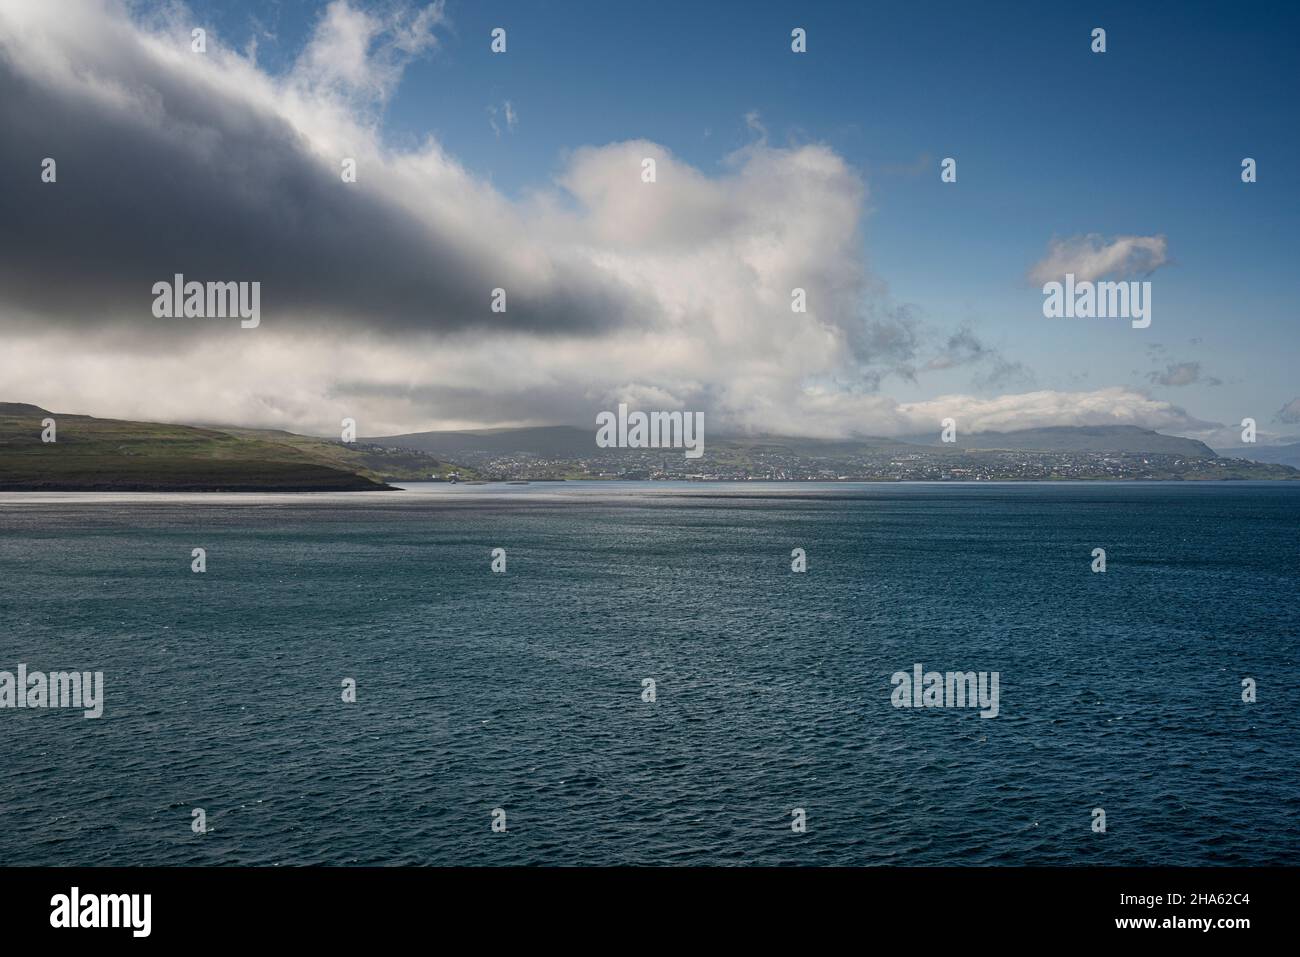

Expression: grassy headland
xmin=0 ymin=403 xmax=476 ymax=491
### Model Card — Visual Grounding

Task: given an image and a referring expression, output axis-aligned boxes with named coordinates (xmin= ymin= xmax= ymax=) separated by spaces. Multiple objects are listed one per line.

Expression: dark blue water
xmin=1 ymin=482 xmax=1297 ymax=865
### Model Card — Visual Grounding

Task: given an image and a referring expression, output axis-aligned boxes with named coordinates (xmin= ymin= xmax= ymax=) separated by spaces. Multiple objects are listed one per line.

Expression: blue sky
xmin=2 ymin=0 xmax=1294 ymax=439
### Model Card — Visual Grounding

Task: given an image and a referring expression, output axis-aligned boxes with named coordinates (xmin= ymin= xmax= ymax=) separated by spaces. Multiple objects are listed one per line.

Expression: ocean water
xmin=0 ymin=481 xmax=1296 ymax=866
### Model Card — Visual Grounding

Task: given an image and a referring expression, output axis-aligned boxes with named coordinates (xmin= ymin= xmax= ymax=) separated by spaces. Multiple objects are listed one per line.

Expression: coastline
xmin=0 ymin=474 xmax=1296 ymax=494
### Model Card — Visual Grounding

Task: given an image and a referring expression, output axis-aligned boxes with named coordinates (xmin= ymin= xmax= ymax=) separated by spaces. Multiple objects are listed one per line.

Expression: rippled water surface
xmin=1 ymin=482 xmax=1297 ymax=865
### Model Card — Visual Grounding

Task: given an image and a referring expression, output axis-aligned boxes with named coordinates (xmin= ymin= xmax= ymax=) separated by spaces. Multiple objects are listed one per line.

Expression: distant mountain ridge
xmin=364 ymin=425 xmax=598 ymax=458
xmin=900 ymin=425 xmax=1217 ymax=457
xmin=365 ymin=423 xmax=1218 ymax=458
xmin=5 ymin=403 xmax=1290 ymax=489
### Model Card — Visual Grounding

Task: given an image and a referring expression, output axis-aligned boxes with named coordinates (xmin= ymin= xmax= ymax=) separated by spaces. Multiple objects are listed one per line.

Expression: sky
xmin=0 ymin=0 xmax=1296 ymax=445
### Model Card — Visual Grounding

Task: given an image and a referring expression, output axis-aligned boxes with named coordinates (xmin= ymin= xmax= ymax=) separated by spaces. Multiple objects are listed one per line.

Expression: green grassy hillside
xmin=0 ymin=403 xmax=470 ymax=491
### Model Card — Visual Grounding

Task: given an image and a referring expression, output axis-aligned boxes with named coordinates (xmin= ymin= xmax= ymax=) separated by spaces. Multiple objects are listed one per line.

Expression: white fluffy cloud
xmin=1028 ymin=234 xmax=1169 ymax=285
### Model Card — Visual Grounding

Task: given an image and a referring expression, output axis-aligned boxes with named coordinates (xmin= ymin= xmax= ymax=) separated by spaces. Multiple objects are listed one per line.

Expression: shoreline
xmin=0 ymin=481 xmax=399 ymax=493
xmin=1 ymin=476 xmax=1298 ymax=497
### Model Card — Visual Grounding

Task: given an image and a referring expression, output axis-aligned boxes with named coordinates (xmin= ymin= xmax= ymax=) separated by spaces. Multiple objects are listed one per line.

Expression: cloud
xmin=895 ymin=387 xmax=1211 ymax=436
xmin=0 ymin=0 xmax=663 ymax=339
xmin=972 ymin=357 xmax=1035 ymax=392
xmin=1028 ymin=233 xmax=1169 ymax=285
xmin=1276 ymin=398 xmax=1300 ymax=424
xmin=488 ymin=99 xmax=517 ymax=137
xmin=1147 ymin=361 xmax=1220 ymax=387
xmin=922 ymin=327 xmax=1035 ymax=392
xmin=290 ymin=0 xmax=445 ymax=105
xmin=0 ymin=1 xmax=1207 ymax=440
xmin=925 ymin=328 xmax=991 ymax=370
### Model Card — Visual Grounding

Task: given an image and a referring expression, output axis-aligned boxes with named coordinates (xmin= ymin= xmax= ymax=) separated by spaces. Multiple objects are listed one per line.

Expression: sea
xmin=1 ymin=481 xmax=1296 ymax=866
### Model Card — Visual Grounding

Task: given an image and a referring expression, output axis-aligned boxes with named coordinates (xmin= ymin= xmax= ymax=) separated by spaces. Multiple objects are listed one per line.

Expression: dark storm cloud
xmin=0 ymin=36 xmax=647 ymax=338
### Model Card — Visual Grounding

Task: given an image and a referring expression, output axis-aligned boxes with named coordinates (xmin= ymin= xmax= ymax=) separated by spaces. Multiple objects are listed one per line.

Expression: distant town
xmin=364 ymin=442 xmax=1299 ymax=483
